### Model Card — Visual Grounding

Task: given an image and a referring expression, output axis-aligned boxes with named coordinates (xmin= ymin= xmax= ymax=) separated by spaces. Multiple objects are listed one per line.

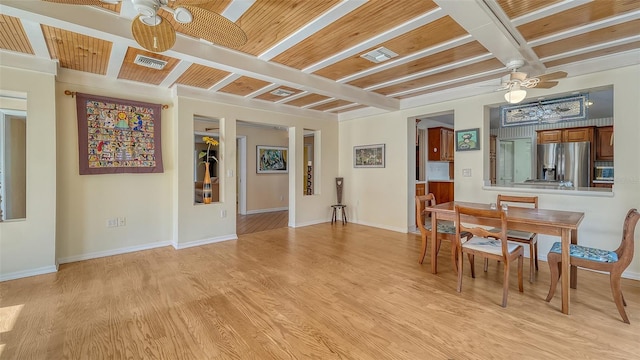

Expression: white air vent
xmin=270 ymin=88 xmax=295 ymax=97
xmin=360 ymin=46 xmax=398 ymax=63
xmin=133 ymin=54 xmax=168 ymax=70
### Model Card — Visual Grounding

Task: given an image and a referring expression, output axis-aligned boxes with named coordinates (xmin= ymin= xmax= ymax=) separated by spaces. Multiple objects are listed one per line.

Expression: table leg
xmin=430 ymin=215 xmax=438 ymax=274
xmin=561 ymin=228 xmax=571 ymax=315
xmin=570 ymin=228 xmax=578 ymax=289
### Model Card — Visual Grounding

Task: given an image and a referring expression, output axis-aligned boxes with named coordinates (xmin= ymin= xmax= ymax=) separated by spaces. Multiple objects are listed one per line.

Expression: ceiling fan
xmin=42 ymin=0 xmax=247 ymax=53
xmin=500 ymin=59 xmax=567 ymax=104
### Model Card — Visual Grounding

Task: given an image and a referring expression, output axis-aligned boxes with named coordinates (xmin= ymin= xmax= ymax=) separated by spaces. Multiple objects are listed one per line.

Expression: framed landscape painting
xmin=257 ymin=145 xmax=288 ymax=173
xmin=354 ymin=144 xmax=385 ymax=168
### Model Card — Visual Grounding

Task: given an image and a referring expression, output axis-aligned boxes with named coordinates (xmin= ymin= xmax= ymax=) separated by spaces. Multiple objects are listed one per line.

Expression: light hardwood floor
xmin=1 ymin=223 xmax=639 ymax=359
xmin=236 ymin=210 xmax=288 ymax=235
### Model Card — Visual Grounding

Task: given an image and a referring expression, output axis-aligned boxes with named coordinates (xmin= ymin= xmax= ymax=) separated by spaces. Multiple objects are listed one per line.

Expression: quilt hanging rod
xmin=64 ymin=90 xmax=169 ymax=109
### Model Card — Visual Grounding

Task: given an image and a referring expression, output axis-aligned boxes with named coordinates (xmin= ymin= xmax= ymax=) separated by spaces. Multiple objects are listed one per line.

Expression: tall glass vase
xmin=202 ymin=162 xmax=213 ymax=204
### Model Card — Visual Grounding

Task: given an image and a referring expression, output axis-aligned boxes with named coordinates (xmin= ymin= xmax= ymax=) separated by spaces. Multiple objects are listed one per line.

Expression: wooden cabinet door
xmin=596 ymin=126 xmax=614 ymax=160
xmin=428 ymin=182 xmax=454 ymax=204
xmin=564 ymin=127 xmax=593 ymax=142
xmin=445 ymin=129 xmax=454 ymax=161
xmin=537 ymin=130 xmax=563 ymax=144
xmin=428 ymin=128 xmax=441 ymax=161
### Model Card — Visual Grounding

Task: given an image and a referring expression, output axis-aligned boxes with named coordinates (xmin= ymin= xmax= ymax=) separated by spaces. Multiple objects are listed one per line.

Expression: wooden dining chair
xmin=455 ymin=205 xmax=524 ymax=307
xmin=486 ymin=195 xmax=539 ymax=283
xmin=546 ymin=208 xmax=640 ymax=323
xmin=415 ymin=194 xmax=471 ymax=272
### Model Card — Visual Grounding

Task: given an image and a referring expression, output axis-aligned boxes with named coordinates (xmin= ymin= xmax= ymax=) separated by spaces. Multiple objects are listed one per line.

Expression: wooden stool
xmin=331 ymin=205 xmax=347 ymax=225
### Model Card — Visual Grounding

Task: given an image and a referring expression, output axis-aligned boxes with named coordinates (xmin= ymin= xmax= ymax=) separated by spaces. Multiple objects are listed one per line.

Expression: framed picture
xmin=354 ymin=144 xmax=385 ymax=168
xmin=257 ymin=145 xmax=288 ymax=173
xmin=455 ymin=128 xmax=480 ymax=151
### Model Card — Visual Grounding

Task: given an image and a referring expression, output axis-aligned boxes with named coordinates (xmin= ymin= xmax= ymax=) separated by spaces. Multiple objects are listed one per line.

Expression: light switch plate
xmin=462 ymin=168 xmax=472 ymax=177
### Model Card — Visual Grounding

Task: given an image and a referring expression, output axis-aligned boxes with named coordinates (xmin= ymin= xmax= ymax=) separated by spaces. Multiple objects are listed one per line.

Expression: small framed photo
xmin=354 ymin=144 xmax=385 ymax=168
xmin=455 ymin=128 xmax=480 ymax=151
xmin=257 ymin=145 xmax=288 ymax=173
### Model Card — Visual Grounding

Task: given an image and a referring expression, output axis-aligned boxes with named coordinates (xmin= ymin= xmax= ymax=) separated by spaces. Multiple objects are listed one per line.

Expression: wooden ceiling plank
xmin=233 ymin=0 xmax=342 ymax=57
xmin=374 ymin=58 xmax=504 ymax=96
xmin=272 ymin=0 xmax=438 ymax=70
xmin=517 ymin=1 xmax=640 ymax=41
xmin=218 ymin=76 xmax=271 ymax=96
xmin=118 ymin=47 xmax=180 ymax=85
xmin=312 ymin=15 xmax=466 ymax=80
xmin=543 ymin=40 xmax=640 ymax=68
xmin=532 ymin=20 xmax=640 ymax=59
xmin=0 ymin=14 xmax=34 ymax=55
xmin=509 ymin=0 xmax=591 ymax=27
xmin=496 ymin=0 xmax=563 ymax=19
xmin=347 ymin=41 xmax=490 ymax=89
xmin=173 ymin=63 xmax=231 ymax=89
xmin=284 ymin=94 xmax=331 ymax=108
xmin=395 ymin=72 xmax=507 ymax=99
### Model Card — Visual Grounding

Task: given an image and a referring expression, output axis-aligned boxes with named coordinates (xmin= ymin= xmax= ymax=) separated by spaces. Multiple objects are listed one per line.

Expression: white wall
xmin=55 ymin=79 xmax=175 ymax=264
xmin=0 ymin=66 xmax=57 ymax=280
xmin=340 ymin=64 xmax=640 ymax=278
xmin=174 ymin=94 xmax=339 ymax=248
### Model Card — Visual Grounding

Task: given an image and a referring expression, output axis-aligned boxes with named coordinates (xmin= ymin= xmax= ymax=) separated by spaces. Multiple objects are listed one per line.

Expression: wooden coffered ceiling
xmin=1 ymin=0 xmax=639 ymax=119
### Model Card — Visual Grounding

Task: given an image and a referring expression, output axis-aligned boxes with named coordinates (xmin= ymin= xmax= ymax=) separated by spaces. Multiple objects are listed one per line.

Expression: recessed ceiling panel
xmin=348 ymin=41 xmax=490 ymax=89
xmin=218 ymin=76 xmax=271 ymax=96
xmin=517 ymin=1 xmax=640 ymax=41
xmin=310 ymin=99 xmax=352 ymax=111
xmin=284 ymin=94 xmax=331 ymax=108
xmin=395 ymin=72 xmax=508 ymax=99
xmin=41 ymin=25 xmax=111 ymax=75
xmin=174 ymin=63 xmax=230 ymax=89
xmin=532 ymin=20 xmax=640 ymax=59
xmin=0 ymin=14 xmax=34 ymax=55
xmin=496 ymin=0 xmax=563 ymax=19
xmin=314 ymin=16 xmax=468 ymax=81
xmin=544 ymin=40 xmax=640 ymax=68
xmin=118 ymin=47 xmax=179 ymax=84
xmin=375 ymin=58 xmax=503 ymax=96
xmin=272 ymin=0 xmax=438 ymax=69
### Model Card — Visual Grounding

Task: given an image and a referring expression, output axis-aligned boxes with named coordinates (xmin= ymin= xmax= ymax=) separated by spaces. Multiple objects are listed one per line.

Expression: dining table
xmin=423 ymin=201 xmax=585 ymax=315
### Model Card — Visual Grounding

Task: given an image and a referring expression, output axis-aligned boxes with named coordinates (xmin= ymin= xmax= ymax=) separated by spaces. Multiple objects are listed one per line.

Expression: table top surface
xmin=424 ymin=201 xmax=585 ymax=229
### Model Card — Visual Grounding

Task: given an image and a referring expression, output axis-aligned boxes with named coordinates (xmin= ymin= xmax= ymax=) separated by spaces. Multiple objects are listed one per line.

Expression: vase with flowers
xmin=199 ymin=136 xmax=219 ymax=204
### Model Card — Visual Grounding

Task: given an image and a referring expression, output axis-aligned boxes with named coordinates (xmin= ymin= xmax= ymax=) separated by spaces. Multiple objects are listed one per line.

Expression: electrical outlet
xmin=220 ymin=209 xmax=227 ymax=218
xmin=106 ymin=218 xmax=117 ymax=228
xmin=118 ymin=217 xmax=126 ymax=226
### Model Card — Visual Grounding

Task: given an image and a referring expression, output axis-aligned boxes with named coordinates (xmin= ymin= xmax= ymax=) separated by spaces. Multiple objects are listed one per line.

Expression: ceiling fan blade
xmin=42 ymin=0 xmax=110 ymax=4
xmin=131 ymin=15 xmax=176 ymax=53
xmin=537 ymin=71 xmax=567 ymax=82
xmin=535 ymin=81 xmax=559 ymax=89
xmin=180 ymin=5 xmax=247 ymax=48
xmin=172 ymin=0 xmax=213 ymax=5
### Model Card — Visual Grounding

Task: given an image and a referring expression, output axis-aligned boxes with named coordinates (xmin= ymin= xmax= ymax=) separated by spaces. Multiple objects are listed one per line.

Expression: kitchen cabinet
xmin=416 ymin=183 xmax=426 ymax=196
xmin=428 ymin=127 xmax=454 ymax=161
xmin=537 ymin=127 xmax=594 ymax=144
xmin=428 ymin=181 xmax=454 ymax=204
xmin=593 ymin=182 xmax=613 ymax=189
xmin=596 ymin=126 xmax=614 ymax=160
xmin=489 ymin=135 xmax=496 ymax=185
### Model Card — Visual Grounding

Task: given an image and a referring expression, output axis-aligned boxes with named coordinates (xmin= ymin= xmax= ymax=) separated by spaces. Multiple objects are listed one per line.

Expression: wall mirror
xmin=194 ymin=116 xmax=220 ymax=204
xmin=0 ymin=95 xmax=27 ymax=221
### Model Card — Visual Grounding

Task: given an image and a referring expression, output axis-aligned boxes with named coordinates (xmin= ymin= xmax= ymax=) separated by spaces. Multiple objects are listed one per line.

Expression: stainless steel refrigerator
xmin=536 ymin=142 xmax=590 ymax=187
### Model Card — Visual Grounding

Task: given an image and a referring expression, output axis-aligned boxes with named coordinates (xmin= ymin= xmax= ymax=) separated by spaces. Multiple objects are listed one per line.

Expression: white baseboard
xmin=0 ymin=265 xmax=58 ymax=282
xmin=245 ymin=207 xmax=288 ymax=215
xmin=57 ymin=241 xmax=172 ymax=264
xmin=173 ymin=234 xmax=237 ymax=250
xmin=351 ymin=220 xmax=407 ymax=233
xmin=291 ymin=218 xmax=327 ymax=228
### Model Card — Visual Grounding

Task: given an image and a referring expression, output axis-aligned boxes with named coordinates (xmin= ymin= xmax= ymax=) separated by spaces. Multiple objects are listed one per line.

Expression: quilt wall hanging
xmin=75 ymin=92 xmax=163 ymax=174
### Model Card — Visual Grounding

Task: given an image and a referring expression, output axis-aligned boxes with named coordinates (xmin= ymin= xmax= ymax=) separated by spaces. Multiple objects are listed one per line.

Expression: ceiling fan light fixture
xmin=505 ymin=83 xmax=527 ymax=104
xmin=132 ymin=0 xmax=160 ymax=17
xmin=139 ymin=15 xmax=162 ymax=26
xmin=173 ymin=7 xmax=193 ymax=24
